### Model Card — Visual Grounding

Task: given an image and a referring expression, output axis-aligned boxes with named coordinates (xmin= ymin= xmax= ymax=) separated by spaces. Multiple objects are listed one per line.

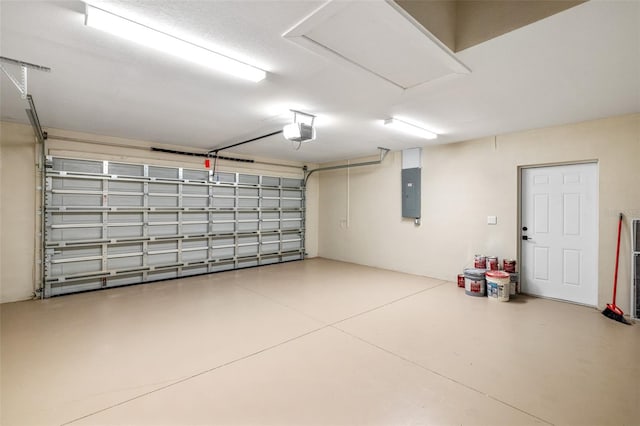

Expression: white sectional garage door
xmin=44 ymin=156 xmax=304 ymax=297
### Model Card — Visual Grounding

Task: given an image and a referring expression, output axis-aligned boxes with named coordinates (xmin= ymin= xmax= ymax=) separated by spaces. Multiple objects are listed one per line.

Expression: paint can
xmin=457 ymin=274 xmax=465 ymax=288
xmin=474 ymin=255 xmax=486 ymax=269
xmin=486 ymin=270 xmax=510 ymax=301
xmin=504 ymin=259 xmax=517 ymax=273
xmin=509 ymin=272 xmax=519 ymax=294
xmin=486 ymin=256 xmax=499 ymax=271
xmin=464 ymin=268 xmax=486 ymax=297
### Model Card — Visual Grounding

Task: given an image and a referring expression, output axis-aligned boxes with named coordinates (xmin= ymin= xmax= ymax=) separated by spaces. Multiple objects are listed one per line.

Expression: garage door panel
xmin=184 ymin=212 xmax=208 ymax=221
xmin=52 ymin=158 xmax=102 ymax=174
xmin=108 ymin=162 xmax=144 ymax=177
xmin=238 ymin=198 xmax=259 ymax=208
xmin=51 ymin=212 xmax=102 ymax=225
xmin=183 ymin=238 xmax=207 ymax=249
xmin=148 ymin=224 xmax=178 ymax=236
xmin=149 ymin=195 xmax=178 ymax=207
xmin=44 ymin=157 xmax=305 ymax=296
xmin=149 ymin=212 xmax=178 ymax=222
xmin=262 ymin=199 xmax=280 ymax=208
xmin=262 ymin=176 xmax=280 ymax=186
xmin=212 ymin=222 xmax=235 ymax=233
xmin=149 ymin=183 xmax=178 ymax=193
xmin=183 ymin=223 xmax=208 ymax=234
xmin=110 ymin=181 xmax=144 ymax=192
xmin=212 ymin=197 xmax=235 ymax=208
xmin=149 ymin=253 xmax=178 ymax=266
xmin=182 ymin=265 xmax=209 ymax=276
xmin=183 ymin=196 xmax=209 ymax=208
xmin=183 ymin=184 xmax=208 ymax=195
xmin=238 ymin=222 xmax=258 ymax=232
xmin=148 ymin=269 xmax=178 ymax=281
xmin=212 ymin=247 xmax=234 ymax=259
xmin=108 ymin=255 xmax=143 ymax=270
xmin=282 ymin=178 xmax=303 ymax=188
xmin=108 ymin=225 xmax=143 ymax=238
xmin=183 ymin=169 xmax=209 ymax=181
xmin=51 ymin=227 xmax=103 ymax=242
xmin=238 ymin=258 xmax=259 ymax=268
xmin=107 ymin=273 xmax=144 ymax=287
xmin=52 ymin=177 xmax=102 ymax=191
xmin=108 ymin=243 xmax=143 ymax=255
xmin=53 ymin=246 xmax=102 ymax=260
xmin=109 ymin=212 xmax=143 ymax=223
xmin=51 ymin=193 xmax=102 ymax=207
xmin=149 ymin=241 xmax=178 ymax=251
xmin=183 ymin=249 xmax=208 ymax=262
xmin=50 ymin=279 xmax=102 ymax=296
xmin=109 ymin=194 xmax=143 ymax=207
xmin=148 ymin=166 xmax=178 ymax=179
xmin=51 ymin=259 xmax=102 ymax=277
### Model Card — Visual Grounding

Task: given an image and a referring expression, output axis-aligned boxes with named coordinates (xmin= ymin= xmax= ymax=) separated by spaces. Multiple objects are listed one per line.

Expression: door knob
xmin=522 ymin=226 xmax=528 ymax=231
xmin=522 ymin=235 xmax=529 ymax=240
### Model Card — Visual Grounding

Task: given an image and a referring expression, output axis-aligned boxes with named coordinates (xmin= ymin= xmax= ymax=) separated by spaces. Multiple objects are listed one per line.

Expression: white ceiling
xmin=1 ymin=0 xmax=638 ymax=163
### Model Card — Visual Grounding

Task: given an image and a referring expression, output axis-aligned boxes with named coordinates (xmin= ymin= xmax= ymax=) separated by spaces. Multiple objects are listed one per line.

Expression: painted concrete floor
xmin=1 ymin=258 xmax=639 ymax=425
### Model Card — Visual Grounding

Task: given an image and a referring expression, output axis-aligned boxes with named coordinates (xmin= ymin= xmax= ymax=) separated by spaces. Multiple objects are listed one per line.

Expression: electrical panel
xmin=402 ymin=167 xmax=421 ymax=219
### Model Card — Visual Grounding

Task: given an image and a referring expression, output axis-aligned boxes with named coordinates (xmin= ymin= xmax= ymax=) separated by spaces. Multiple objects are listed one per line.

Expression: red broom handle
xmin=612 ymin=213 xmax=623 ymax=307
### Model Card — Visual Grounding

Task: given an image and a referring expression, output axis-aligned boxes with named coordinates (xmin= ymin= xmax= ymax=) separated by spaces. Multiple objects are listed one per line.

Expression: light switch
xmin=487 ymin=216 xmax=497 ymax=225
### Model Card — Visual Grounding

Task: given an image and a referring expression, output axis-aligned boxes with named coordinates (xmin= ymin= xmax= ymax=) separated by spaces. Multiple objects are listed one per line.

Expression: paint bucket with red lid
xmin=486 ymin=270 xmax=510 ymax=301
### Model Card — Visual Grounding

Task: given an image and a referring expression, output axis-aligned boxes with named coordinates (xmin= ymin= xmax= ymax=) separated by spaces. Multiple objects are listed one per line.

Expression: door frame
xmin=517 ymin=160 xmax=599 ymax=306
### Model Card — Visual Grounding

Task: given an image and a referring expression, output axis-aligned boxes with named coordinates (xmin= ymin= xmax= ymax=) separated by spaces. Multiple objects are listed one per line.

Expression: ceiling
xmin=1 ymin=0 xmax=638 ymax=163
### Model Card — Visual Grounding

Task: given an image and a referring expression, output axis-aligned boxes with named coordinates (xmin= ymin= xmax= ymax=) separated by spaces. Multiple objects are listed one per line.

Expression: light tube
xmin=85 ymin=4 xmax=266 ymax=82
xmin=384 ymin=118 xmax=437 ymax=139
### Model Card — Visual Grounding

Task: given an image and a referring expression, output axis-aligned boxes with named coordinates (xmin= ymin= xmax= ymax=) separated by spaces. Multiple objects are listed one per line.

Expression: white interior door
xmin=521 ymin=163 xmax=598 ymax=306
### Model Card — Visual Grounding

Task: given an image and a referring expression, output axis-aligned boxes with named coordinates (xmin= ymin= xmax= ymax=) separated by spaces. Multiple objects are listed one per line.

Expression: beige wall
xmin=0 ymin=123 xmax=319 ymax=303
xmin=318 ymin=113 xmax=640 ymax=310
xmin=396 ymin=0 xmax=584 ymax=52
xmin=396 ymin=0 xmax=457 ymax=51
xmin=455 ymin=0 xmax=585 ymax=51
xmin=0 ymin=122 xmax=38 ymax=303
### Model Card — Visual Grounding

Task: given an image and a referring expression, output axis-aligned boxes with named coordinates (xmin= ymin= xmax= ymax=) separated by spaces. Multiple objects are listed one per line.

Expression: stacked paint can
xmin=463 ymin=268 xmax=486 ymax=296
xmin=486 ymin=270 xmax=510 ymax=301
xmin=474 ymin=255 xmax=486 ymax=269
xmin=486 ymin=256 xmax=499 ymax=271
xmin=503 ymin=259 xmax=518 ymax=295
xmin=509 ymin=272 xmax=520 ymax=295
xmin=503 ymin=259 xmax=516 ymax=273
xmin=459 ymin=256 xmax=519 ymax=297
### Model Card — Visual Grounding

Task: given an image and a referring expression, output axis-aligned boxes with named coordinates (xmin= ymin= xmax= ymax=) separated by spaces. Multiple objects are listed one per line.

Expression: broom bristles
xmin=602 ymin=306 xmax=631 ymax=325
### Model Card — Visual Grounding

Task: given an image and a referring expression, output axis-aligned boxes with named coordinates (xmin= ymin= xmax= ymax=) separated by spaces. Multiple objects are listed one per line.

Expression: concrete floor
xmin=1 ymin=258 xmax=639 ymax=425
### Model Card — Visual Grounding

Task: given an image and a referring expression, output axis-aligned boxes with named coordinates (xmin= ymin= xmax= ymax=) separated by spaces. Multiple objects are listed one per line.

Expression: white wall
xmin=0 ymin=123 xmax=319 ymax=303
xmin=318 ymin=113 xmax=640 ymax=310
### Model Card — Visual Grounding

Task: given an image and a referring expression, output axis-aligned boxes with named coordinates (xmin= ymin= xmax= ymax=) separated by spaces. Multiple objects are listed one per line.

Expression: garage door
xmin=43 ymin=156 xmax=305 ymax=297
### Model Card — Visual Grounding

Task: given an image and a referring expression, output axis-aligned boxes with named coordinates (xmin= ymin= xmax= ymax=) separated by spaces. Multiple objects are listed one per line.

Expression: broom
xmin=602 ymin=213 xmax=631 ymax=325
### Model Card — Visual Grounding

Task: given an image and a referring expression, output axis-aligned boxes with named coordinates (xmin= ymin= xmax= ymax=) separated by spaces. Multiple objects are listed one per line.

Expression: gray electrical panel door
xmin=43 ymin=156 xmax=305 ymax=297
xmin=402 ymin=167 xmax=421 ymax=218
xmin=633 ymin=218 xmax=640 ymax=319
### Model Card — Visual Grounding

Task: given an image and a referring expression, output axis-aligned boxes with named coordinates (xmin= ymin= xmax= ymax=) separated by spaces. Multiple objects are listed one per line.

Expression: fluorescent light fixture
xmin=84 ymin=4 xmax=266 ymax=82
xmin=384 ymin=118 xmax=437 ymax=140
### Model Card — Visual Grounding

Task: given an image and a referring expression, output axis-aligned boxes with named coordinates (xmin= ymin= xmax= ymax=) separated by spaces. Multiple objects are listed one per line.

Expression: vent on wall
xmin=283 ymin=0 xmax=470 ymax=90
